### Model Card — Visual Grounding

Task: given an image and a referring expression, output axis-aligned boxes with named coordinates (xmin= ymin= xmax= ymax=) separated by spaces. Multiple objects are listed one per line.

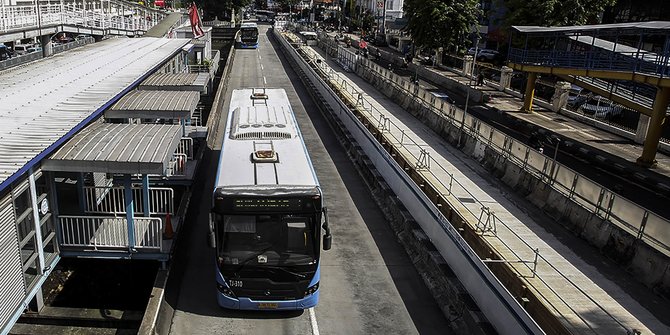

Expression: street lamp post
xmin=550 ymin=137 xmax=561 ymax=183
xmin=458 ymin=35 xmax=479 ymax=147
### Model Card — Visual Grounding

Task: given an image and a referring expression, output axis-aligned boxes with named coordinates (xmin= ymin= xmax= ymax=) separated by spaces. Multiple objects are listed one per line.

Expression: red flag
xmin=188 ymin=2 xmax=204 ymax=38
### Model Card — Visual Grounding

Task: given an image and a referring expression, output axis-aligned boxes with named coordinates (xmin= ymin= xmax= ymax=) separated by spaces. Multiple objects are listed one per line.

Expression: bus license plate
xmin=258 ymin=303 xmax=278 ymax=309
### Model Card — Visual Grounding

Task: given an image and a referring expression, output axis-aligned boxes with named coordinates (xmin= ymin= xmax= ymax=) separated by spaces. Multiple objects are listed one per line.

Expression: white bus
xmin=236 ymin=22 xmax=259 ymax=49
xmin=210 ymin=88 xmax=332 ymax=310
xmin=299 ymin=31 xmax=318 ymax=46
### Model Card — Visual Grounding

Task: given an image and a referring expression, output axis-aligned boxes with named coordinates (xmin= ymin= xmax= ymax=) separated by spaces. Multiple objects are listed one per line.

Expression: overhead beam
xmin=508 ymin=63 xmax=670 ymax=88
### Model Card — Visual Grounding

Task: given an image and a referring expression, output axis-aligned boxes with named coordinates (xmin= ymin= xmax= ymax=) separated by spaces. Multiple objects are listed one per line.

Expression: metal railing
xmin=177 ymin=137 xmax=194 ymax=160
xmin=0 ymin=37 xmax=95 ymax=70
xmin=0 ymin=1 xmax=165 ymax=35
xmin=59 ymin=215 xmax=162 ymax=250
xmin=83 ymin=186 xmax=174 ymax=215
xmin=508 ymin=48 xmax=670 ymax=78
xmin=302 ymin=35 xmax=646 ymax=333
xmin=168 ymin=153 xmax=188 ymax=177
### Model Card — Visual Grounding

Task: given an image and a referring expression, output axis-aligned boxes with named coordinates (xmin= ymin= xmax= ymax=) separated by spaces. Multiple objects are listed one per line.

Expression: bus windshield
xmin=241 ymin=28 xmax=258 ymax=41
xmin=218 ymin=214 xmax=317 ymax=267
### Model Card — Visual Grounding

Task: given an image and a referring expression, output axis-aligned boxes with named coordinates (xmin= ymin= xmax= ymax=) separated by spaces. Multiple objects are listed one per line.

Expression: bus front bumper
xmin=217 ymin=291 xmax=319 ymax=310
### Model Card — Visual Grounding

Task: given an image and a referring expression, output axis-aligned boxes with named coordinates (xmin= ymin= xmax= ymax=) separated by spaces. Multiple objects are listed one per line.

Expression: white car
xmin=578 ymin=96 xmax=623 ymax=119
xmin=13 ymin=44 xmax=33 ymax=55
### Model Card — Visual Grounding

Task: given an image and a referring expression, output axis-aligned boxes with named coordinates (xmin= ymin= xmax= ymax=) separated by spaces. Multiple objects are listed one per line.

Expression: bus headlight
xmin=217 ymin=283 xmax=236 ymax=298
xmin=304 ymin=282 xmax=319 ymax=296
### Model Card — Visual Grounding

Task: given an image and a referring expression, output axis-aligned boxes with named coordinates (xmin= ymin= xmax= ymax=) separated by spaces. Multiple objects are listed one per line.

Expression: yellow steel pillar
xmin=637 ymin=87 xmax=670 ymax=167
xmin=522 ymin=72 xmax=537 ymax=113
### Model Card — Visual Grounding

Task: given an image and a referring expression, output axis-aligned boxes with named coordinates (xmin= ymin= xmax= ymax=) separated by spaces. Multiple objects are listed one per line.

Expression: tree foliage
xmin=501 ymin=0 xmax=617 ymax=27
xmin=403 ymin=0 xmax=482 ymax=51
xmin=195 ymin=0 xmax=252 ymax=20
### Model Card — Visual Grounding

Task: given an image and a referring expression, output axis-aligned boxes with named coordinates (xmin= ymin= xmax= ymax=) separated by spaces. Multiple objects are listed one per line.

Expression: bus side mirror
xmin=208 ymin=213 xmax=216 ymax=249
xmin=322 ymin=207 xmax=332 ymax=251
xmin=322 ymin=234 xmax=332 ymax=250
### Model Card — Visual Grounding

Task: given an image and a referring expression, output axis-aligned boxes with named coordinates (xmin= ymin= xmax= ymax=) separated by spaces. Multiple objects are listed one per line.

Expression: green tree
xmin=403 ymin=0 xmax=482 ymax=51
xmin=501 ymin=0 xmax=617 ymax=27
xmin=195 ymin=0 xmax=252 ymax=20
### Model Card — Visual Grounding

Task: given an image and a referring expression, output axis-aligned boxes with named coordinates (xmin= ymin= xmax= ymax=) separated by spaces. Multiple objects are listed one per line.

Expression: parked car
xmin=13 ymin=44 xmax=33 ymax=55
xmin=0 ymin=44 xmax=13 ymax=60
xmin=476 ymin=49 xmax=501 ymax=62
xmin=578 ymin=96 xmax=623 ymax=119
xmin=567 ymin=85 xmax=588 ymax=108
xmin=427 ymin=90 xmax=456 ymax=104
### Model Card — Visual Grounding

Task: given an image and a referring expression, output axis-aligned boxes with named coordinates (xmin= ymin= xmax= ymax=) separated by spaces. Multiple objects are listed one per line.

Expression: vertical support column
xmin=124 ymin=174 xmax=136 ymax=250
xmin=39 ymin=35 xmax=52 ymax=57
xmin=550 ymin=81 xmax=571 ymax=112
xmin=635 ymin=114 xmax=651 ymax=144
xmin=637 ymin=87 xmax=670 ymax=167
xmin=142 ymin=174 xmax=150 ymax=218
xmin=28 ymin=289 xmax=45 ymax=313
xmin=522 ymin=72 xmax=537 ymax=113
xmin=463 ymin=55 xmax=474 ymax=77
xmin=28 ymin=169 xmax=45 ymax=274
xmin=76 ymin=172 xmax=86 ymax=213
xmin=499 ymin=66 xmax=513 ymax=91
xmin=47 ymin=172 xmax=62 ymax=246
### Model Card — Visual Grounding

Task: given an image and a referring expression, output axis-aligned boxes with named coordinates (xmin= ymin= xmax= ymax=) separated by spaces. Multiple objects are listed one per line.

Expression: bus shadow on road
xmin=216 ymin=309 xmax=305 ymax=319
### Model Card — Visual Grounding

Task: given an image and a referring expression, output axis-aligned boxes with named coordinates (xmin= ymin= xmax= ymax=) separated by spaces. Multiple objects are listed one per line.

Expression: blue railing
xmin=509 ymin=48 xmax=670 ymax=77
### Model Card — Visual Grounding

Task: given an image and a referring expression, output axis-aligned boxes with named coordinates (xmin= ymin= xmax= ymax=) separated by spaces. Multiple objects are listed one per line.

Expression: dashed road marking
xmin=308 ymin=307 xmax=320 ymax=335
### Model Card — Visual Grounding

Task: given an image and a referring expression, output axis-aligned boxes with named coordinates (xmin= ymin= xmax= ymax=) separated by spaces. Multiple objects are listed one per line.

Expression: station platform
xmin=307 ymin=39 xmax=670 ymax=334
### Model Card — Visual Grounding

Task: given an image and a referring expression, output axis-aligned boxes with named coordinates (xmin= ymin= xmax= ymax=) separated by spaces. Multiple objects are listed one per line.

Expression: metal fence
xmin=59 ymin=215 xmax=162 ymax=249
xmin=0 ymin=2 xmax=165 ymax=34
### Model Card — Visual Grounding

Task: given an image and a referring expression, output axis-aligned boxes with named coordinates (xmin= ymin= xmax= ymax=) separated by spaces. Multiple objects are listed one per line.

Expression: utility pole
xmin=458 ymin=35 xmax=479 ymax=147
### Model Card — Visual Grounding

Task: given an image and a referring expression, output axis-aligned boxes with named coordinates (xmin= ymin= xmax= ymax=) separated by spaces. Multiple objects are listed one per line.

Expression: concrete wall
xmin=354 ymin=61 xmax=670 ymax=299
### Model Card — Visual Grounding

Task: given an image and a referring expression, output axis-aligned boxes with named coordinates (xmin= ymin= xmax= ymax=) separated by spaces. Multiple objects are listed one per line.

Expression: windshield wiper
xmin=263 ymin=265 xmax=306 ymax=279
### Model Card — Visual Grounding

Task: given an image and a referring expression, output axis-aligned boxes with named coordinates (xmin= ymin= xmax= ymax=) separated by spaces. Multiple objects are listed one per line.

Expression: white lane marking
xmin=260 ymin=64 xmax=264 ymax=70
xmin=308 ymin=307 xmax=320 ymax=335
xmin=263 ymin=76 xmax=267 ymax=85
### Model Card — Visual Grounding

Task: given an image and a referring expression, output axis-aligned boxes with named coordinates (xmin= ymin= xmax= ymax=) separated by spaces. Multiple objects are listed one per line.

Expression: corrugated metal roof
xmin=0 ymin=37 xmax=189 ymax=190
xmin=512 ymin=21 xmax=670 ymax=34
xmin=105 ymin=90 xmax=200 ymax=119
xmin=43 ymin=122 xmax=182 ymax=175
xmin=569 ymin=35 xmax=661 ymax=63
xmin=139 ymin=72 xmax=209 ymax=92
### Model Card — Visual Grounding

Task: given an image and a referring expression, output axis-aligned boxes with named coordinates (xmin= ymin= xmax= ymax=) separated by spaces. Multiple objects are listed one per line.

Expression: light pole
xmin=550 ymin=137 xmax=561 ymax=183
xmin=458 ymin=35 xmax=479 ymax=147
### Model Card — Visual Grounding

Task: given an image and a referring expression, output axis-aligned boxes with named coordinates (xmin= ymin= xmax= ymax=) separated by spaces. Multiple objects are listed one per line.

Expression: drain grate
xmin=458 ymin=197 xmax=476 ymax=203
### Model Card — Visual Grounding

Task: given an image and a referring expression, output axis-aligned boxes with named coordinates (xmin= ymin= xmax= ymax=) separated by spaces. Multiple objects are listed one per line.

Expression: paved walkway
xmin=306 ymin=38 xmax=670 ymax=335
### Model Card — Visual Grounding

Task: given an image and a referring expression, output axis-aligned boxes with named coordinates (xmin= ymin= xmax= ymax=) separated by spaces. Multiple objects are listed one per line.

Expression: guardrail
xmin=0 ymin=1 xmax=165 ymax=35
xmin=59 ymin=215 xmax=162 ymax=249
xmin=274 ymin=28 xmax=545 ymax=335
xmin=0 ymin=36 xmax=95 ymax=71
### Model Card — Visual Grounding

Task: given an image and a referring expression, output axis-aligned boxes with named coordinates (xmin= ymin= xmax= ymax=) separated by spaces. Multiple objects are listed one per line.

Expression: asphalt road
xmin=163 ymin=24 xmax=451 ymax=335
